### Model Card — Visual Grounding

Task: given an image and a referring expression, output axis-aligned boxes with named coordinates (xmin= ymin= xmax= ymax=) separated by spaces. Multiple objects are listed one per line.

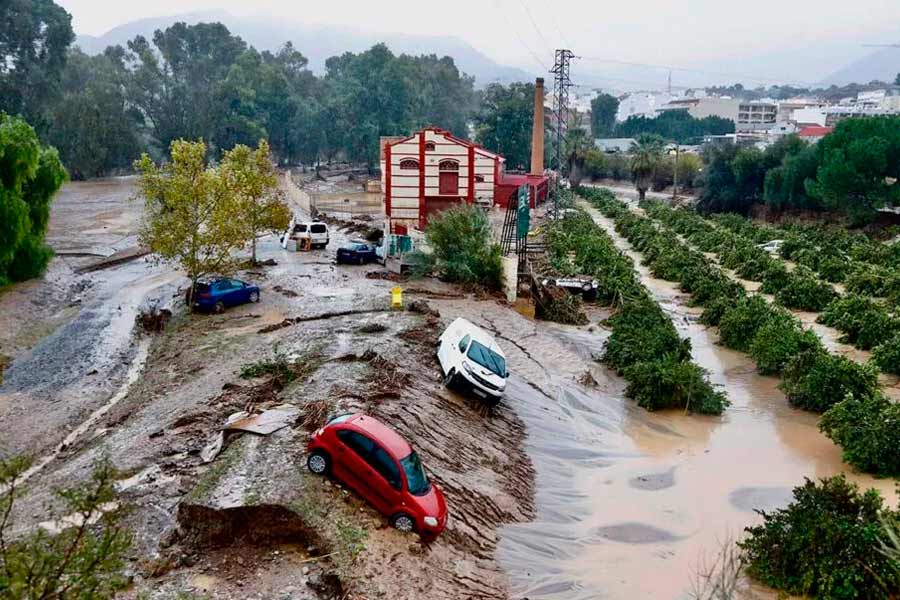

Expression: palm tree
xmin=630 ymin=133 xmax=665 ymax=202
xmin=564 ymin=113 xmax=591 ymax=188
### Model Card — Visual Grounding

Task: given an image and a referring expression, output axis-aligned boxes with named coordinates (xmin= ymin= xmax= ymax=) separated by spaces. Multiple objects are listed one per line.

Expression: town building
xmin=380 ymin=127 xmax=549 ymax=233
xmin=594 ymin=138 xmax=636 ymax=153
xmin=737 ymin=101 xmax=778 ymax=132
xmin=797 ymin=126 xmax=834 ymax=142
xmin=657 ymin=97 xmax=741 ymax=122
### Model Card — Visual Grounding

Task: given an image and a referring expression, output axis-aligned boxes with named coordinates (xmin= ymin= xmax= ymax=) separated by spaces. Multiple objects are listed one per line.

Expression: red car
xmin=306 ymin=414 xmax=447 ymax=539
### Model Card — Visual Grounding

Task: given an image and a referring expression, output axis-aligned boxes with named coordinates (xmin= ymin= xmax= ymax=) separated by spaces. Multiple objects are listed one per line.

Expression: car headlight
xmin=314 ymin=428 xmax=324 ymax=437
xmin=424 ymin=516 xmax=439 ymax=527
xmin=462 ymin=361 xmax=474 ymax=374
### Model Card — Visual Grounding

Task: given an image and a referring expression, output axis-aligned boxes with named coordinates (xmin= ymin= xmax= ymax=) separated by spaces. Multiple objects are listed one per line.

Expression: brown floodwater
xmin=486 ymin=204 xmax=898 ymax=600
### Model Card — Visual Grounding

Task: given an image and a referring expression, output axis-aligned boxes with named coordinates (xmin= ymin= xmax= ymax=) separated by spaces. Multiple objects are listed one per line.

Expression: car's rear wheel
xmin=390 ymin=513 xmax=415 ymax=533
xmin=307 ymin=450 xmax=330 ymax=475
xmin=213 ymin=301 xmax=225 ymax=314
xmin=249 ymin=291 xmax=260 ymax=303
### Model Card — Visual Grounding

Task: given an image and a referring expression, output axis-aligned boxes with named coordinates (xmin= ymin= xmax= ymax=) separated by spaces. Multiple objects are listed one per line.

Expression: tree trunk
xmin=251 ymin=236 xmax=257 ymax=265
xmin=638 ymin=187 xmax=646 ymax=202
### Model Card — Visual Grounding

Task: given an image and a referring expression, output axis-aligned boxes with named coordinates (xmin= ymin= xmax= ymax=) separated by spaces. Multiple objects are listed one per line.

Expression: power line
xmin=518 ymin=0 xmax=554 ymax=56
xmin=542 ymin=0 xmax=573 ymax=49
xmin=492 ymin=0 xmax=550 ymax=72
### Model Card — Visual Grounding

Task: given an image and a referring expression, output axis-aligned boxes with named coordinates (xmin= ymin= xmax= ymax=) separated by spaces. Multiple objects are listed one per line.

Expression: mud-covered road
xmin=1 ymin=178 xmax=896 ymax=600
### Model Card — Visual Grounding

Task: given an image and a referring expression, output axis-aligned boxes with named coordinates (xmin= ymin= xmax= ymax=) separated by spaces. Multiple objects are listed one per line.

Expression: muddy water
xmin=482 ymin=204 xmax=899 ymax=599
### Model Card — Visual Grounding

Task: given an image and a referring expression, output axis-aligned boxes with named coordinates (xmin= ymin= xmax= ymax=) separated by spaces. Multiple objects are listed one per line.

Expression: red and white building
xmin=380 ymin=127 xmax=549 ymax=233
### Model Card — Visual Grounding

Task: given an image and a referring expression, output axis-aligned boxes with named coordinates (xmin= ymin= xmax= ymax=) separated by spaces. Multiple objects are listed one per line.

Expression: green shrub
xmin=818 ymin=295 xmax=899 ymax=350
xmin=623 ymin=357 xmax=728 ymax=415
xmin=718 ymin=295 xmax=775 ymax=352
xmin=872 ymin=333 xmax=900 ymax=375
xmin=774 ymin=267 xmax=837 ymax=312
xmin=779 ymin=350 xmax=880 ymax=412
xmin=821 ymin=393 xmax=900 ymax=476
xmin=817 ymin=255 xmax=850 ymax=283
xmin=424 ymin=205 xmax=503 ymax=291
xmin=738 ymin=475 xmax=900 ymax=599
xmin=845 ymin=264 xmax=890 ymax=297
xmin=760 ymin=262 xmax=791 ymax=294
xmin=603 ymin=299 xmax=690 ymax=373
xmin=749 ymin=313 xmax=822 ymax=375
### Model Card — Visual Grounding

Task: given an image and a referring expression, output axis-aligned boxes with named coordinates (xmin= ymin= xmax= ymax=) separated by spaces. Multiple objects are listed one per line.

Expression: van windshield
xmin=467 ymin=341 xmax=507 ymax=377
xmin=400 ymin=452 xmax=430 ymax=495
xmin=310 ymin=224 xmax=327 ymax=233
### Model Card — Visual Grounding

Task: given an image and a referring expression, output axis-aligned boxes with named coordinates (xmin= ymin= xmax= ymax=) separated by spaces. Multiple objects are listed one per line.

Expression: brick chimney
xmin=531 ymin=77 xmax=545 ymax=176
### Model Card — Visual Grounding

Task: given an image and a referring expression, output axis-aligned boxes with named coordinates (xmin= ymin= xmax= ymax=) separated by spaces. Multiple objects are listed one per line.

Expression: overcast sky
xmin=56 ymin=0 xmax=900 ymax=84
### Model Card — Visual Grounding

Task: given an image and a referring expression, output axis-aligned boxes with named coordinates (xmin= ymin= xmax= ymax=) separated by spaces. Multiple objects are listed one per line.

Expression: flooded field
xmin=1 ymin=178 xmax=896 ymax=599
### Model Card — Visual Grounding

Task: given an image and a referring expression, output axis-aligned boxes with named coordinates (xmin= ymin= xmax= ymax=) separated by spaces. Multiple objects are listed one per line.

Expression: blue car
xmin=336 ymin=240 xmax=379 ymax=265
xmin=191 ymin=278 xmax=260 ymax=313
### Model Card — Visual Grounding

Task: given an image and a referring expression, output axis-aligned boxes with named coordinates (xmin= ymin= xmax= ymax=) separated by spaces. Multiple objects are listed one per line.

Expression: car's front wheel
xmin=443 ymin=368 xmax=457 ymax=387
xmin=213 ymin=301 xmax=225 ymax=314
xmin=249 ymin=290 xmax=260 ymax=303
xmin=390 ymin=513 xmax=416 ymax=533
xmin=307 ymin=450 xmax=330 ymax=475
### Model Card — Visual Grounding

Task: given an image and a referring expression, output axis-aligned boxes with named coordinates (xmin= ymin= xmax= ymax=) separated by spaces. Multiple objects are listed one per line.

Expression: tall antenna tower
xmin=550 ymin=48 xmax=575 ymax=214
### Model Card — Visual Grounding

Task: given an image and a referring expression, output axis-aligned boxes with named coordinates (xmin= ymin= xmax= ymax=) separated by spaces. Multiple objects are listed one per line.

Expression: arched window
xmin=424 ymin=141 xmax=436 ymax=151
xmin=399 ymin=158 xmax=419 ymax=170
xmin=438 ymin=159 xmax=459 ymax=171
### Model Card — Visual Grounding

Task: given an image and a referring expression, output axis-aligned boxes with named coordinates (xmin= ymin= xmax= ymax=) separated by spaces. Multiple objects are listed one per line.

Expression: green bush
xmin=845 ymin=264 xmax=890 ymax=297
xmin=779 ymin=350 xmax=880 ymax=412
xmin=759 ymin=261 xmax=791 ymax=295
xmin=821 ymin=393 xmax=900 ymax=476
xmin=424 ymin=205 xmax=503 ymax=291
xmin=738 ymin=475 xmax=900 ymax=599
xmin=603 ymin=298 xmax=690 ymax=374
xmin=718 ymin=295 xmax=775 ymax=352
xmin=623 ymin=357 xmax=728 ymax=415
xmin=749 ymin=313 xmax=822 ymax=375
xmin=818 ymin=295 xmax=899 ymax=350
xmin=817 ymin=255 xmax=851 ymax=283
xmin=774 ymin=266 xmax=837 ymax=312
xmin=872 ymin=333 xmax=900 ymax=375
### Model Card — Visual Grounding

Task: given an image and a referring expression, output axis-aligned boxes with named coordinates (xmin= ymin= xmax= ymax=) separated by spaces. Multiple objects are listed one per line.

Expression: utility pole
xmin=550 ymin=49 xmax=575 ymax=216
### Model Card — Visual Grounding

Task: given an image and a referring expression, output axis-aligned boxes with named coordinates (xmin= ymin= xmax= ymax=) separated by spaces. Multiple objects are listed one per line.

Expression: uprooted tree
xmin=0 ymin=455 xmax=131 ymax=599
xmin=135 ymin=139 xmax=247 ymax=306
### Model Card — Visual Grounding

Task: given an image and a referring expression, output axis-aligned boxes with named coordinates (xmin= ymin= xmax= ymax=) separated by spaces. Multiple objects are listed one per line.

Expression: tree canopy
xmin=616 ymin=110 xmax=734 ymax=144
xmin=590 ymin=93 xmax=619 ymax=138
xmin=474 ymin=82 xmax=535 ymax=171
xmin=0 ymin=113 xmax=66 ymax=287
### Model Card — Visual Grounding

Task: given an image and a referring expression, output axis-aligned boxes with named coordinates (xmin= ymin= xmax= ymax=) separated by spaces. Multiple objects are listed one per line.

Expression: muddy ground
xmin=1 ymin=178 xmax=897 ymax=600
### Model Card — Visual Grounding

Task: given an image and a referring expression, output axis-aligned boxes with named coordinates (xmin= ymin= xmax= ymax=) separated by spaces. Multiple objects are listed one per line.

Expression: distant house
xmin=797 ymin=126 xmax=833 ymax=143
xmin=380 ymin=127 xmax=548 ymax=233
xmin=594 ymin=138 xmax=636 ymax=153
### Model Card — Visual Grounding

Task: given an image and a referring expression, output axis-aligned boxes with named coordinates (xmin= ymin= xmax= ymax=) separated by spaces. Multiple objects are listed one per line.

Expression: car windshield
xmin=467 ymin=340 xmax=507 ymax=377
xmin=311 ymin=224 xmax=327 ymax=233
xmin=400 ymin=452 xmax=430 ymax=496
xmin=341 ymin=242 xmax=358 ymax=250
xmin=294 ymin=224 xmax=307 ymax=233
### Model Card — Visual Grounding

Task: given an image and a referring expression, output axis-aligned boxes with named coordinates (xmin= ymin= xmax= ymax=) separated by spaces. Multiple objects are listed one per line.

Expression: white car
xmin=281 ymin=219 xmax=330 ymax=250
xmin=436 ymin=318 xmax=508 ymax=405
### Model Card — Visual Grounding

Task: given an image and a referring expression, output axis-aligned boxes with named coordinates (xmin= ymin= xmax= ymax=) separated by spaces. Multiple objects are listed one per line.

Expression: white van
xmin=436 ymin=318 xmax=508 ymax=405
xmin=281 ymin=218 xmax=330 ymax=250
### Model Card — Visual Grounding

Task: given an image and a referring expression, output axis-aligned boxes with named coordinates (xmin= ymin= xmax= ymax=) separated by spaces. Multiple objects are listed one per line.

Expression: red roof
xmin=798 ymin=126 xmax=833 ymax=138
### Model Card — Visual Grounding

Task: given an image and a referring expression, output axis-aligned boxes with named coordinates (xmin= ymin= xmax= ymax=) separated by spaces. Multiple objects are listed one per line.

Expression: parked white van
xmin=436 ymin=318 xmax=508 ymax=404
xmin=281 ymin=218 xmax=330 ymax=250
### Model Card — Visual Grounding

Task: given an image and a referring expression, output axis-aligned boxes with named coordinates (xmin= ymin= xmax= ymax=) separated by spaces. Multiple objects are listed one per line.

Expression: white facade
xmin=380 ymin=128 xmax=502 ymax=231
